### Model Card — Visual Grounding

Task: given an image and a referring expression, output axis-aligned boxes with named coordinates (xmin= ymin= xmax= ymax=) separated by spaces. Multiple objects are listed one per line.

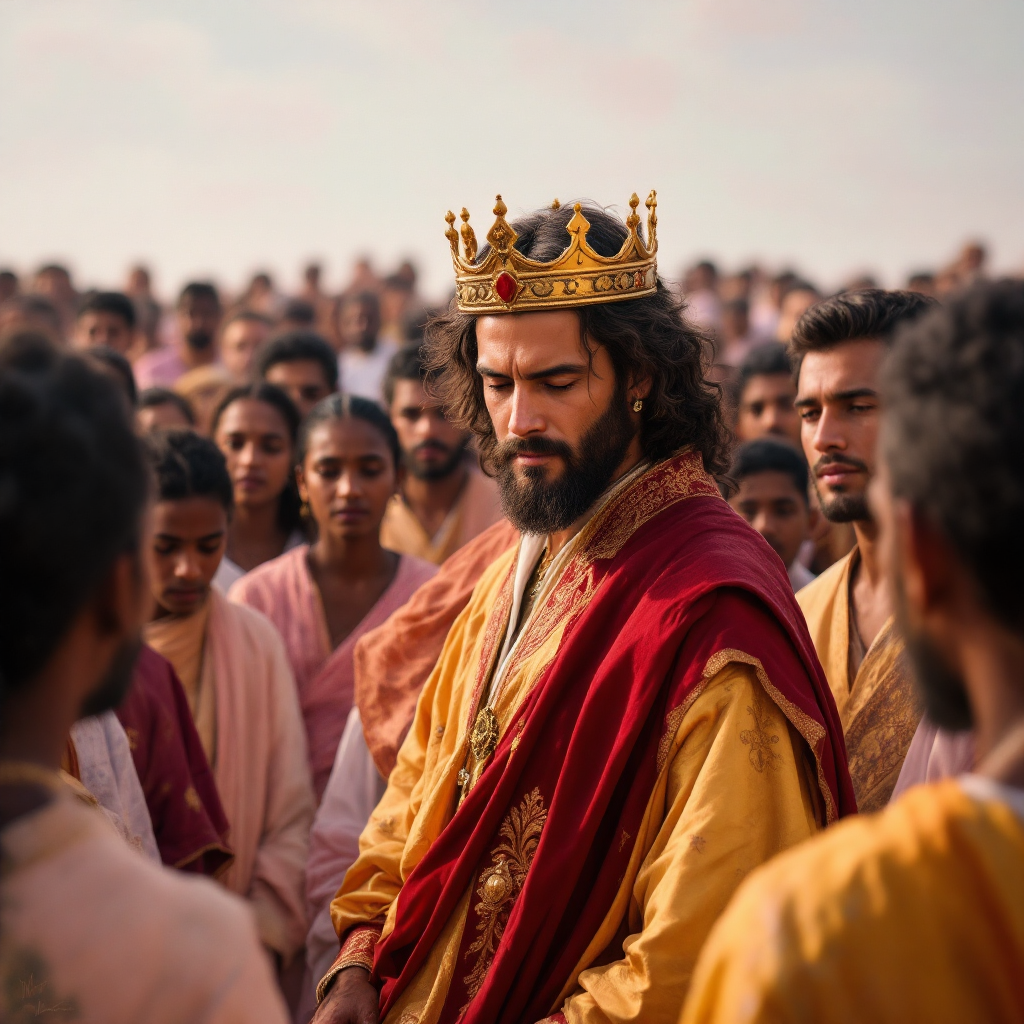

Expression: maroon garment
xmin=117 ymin=645 xmax=233 ymax=875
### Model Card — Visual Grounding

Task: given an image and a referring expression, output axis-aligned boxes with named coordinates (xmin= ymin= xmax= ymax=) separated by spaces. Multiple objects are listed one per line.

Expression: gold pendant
xmin=469 ymin=706 xmax=500 ymax=761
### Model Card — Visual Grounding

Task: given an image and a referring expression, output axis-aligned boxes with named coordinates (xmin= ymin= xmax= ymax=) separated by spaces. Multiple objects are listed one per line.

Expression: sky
xmin=1 ymin=0 xmax=1022 ymax=301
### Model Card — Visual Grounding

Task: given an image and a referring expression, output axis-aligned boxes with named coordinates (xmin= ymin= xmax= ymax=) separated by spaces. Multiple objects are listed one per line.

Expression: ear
xmin=394 ymin=461 xmax=407 ymax=496
xmin=93 ymin=549 xmax=149 ymax=640
xmin=295 ymin=464 xmax=309 ymax=504
xmin=899 ymin=502 xmax=955 ymax=623
xmin=628 ymin=372 xmax=653 ymax=402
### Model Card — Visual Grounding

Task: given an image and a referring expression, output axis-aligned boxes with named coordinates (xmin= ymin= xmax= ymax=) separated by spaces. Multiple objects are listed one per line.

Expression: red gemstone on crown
xmin=494 ymin=272 xmax=517 ymax=303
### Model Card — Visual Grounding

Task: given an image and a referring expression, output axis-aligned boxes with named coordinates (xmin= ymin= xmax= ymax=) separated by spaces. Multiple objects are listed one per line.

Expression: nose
xmin=336 ymin=468 xmax=363 ymax=499
xmin=173 ymin=549 xmax=202 ymax=582
xmin=238 ymin=441 xmax=258 ymax=467
xmin=507 ymin=385 xmax=545 ymax=439
xmin=810 ymin=406 xmax=846 ymax=455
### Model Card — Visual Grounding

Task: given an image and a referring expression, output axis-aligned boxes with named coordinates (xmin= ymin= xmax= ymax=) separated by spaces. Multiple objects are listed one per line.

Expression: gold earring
xmin=632 ymin=398 xmax=643 ymax=413
xmin=300 ymin=500 xmax=311 ymax=518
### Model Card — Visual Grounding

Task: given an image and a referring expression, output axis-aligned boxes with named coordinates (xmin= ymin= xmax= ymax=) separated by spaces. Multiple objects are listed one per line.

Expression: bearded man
xmin=313 ymin=195 xmax=855 ymax=1024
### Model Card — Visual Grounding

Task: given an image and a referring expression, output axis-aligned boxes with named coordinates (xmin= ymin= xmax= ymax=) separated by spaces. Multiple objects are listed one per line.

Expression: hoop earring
xmin=632 ymin=398 xmax=643 ymax=413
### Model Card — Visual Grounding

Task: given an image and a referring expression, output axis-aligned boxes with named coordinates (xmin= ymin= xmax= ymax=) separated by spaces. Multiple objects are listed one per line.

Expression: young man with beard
xmin=792 ymin=290 xmax=934 ymax=811
xmin=682 ymin=279 xmax=1024 ymax=1024
xmin=0 ymin=346 xmax=288 ymax=1022
xmin=380 ymin=344 xmax=504 ymax=564
xmin=312 ymin=196 xmax=854 ymax=1024
xmin=135 ymin=282 xmax=223 ymax=389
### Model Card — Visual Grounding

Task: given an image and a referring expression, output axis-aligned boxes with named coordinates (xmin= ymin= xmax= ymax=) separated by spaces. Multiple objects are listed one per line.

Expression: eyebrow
xmin=155 ymin=531 xmax=224 ymax=543
xmin=476 ymin=362 xmax=588 ymax=381
xmin=794 ymin=387 xmax=879 ymax=409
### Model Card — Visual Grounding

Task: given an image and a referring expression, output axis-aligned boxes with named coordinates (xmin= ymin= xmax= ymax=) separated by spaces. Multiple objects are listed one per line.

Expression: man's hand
xmin=311 ymin=966 xmax=379 ymax=1024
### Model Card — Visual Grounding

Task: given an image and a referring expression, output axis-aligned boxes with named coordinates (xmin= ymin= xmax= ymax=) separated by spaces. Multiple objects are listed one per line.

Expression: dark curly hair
xmin=146 ymin=428 xmax=234 ymax=514
xmin=423 ymin=202 xmax=729 ymax=476
xmin=883 ymin=279 xmax=1024 ymax=634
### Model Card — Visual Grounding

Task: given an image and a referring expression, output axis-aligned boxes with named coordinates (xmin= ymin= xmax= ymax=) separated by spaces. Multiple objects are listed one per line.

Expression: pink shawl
xmin=230 ymin=546 xmax=436 ymax=799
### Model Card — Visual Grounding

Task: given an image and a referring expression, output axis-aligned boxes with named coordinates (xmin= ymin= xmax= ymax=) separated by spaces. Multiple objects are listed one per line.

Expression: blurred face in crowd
xmin=137 ymin=400 xmax=192 ymax=434
xmin=146 ymin=496 xmax=227 ymax=618
xmin=264 ymin=359 xmax=334 ymax=419
xmin=32 ymin=267 xmax=75 ymax=305
xmin=389 ymin=378 xmax=468 ymax=481
xmin=720 ymin=302 xmax=749 ymax=342
xmin=214 ymin=399 xmax=294 ymax=513
xmin=297 ymin=417 xmax=397 ymax=544
xmin=337 ymin=296 xmax=380 ymax=352
xmin=220 ymin=317 xmax=270 ymax=380
xmin=476 ymin=310 xmax=642 ymax=533
xmin=776 ymin=288 xmax=819 ymax=343
xmin=736 ymin=373 xmax=800 ymax=446
xmin=74 ymin=310 xmax=134 ymax=354
xmin=729 ymin=470 xmax=810 ymax=569
xmin=796 ymin=338 xmax=884 ymax=524
xmin=178 ymin=293 xmax=222 ymax=354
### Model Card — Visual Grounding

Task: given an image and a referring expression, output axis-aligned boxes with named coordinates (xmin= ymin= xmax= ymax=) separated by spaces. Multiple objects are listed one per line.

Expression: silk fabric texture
xmin=797 ymin=548 xmax=922 ymax=811
xmin=336 ymin=453 xmax=855 ymax=1023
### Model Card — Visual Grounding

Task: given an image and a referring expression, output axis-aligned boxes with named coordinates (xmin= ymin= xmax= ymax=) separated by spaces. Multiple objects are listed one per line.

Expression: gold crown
xmin=445 ymin=191 xmax=658 ymax=314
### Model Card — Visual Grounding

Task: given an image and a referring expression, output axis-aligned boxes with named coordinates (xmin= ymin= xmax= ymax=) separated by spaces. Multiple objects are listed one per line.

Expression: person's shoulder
xmin=214 ymin=587 xmax=289 ymax=657
xmin=397 ymin=553 xmax=440 ymax=589
xmin=795 ymin=548 xmax=853 ymax=615
xmin=719 ymin=781 xmax=990 ymax=942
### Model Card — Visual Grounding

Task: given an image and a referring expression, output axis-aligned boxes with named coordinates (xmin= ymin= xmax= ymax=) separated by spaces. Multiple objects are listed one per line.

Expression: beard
xmin=80 ymin=636 xmax=142 ymax=718
xmin=408 ymin=438 xmax=468 ymax=482
xmin=492 ymin=390 xmax=636 ymax=534
xmin=185 ymin=329 xmax=214 ymax=352
xmin=894 ymin=585 xmax=973 ymax=731
xmin=812 ymin=454 xmax=871 ymax=523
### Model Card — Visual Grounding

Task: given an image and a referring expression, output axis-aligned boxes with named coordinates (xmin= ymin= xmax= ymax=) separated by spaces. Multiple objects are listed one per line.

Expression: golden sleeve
xmin=563 ymin=662 xmax=821 ymax=1024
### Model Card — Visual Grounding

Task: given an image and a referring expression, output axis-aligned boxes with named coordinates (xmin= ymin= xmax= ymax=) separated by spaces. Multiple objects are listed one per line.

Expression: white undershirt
xmin=488 ymin=461 xmax=650 ymax=697
xmin=958 ymin=773 xmax=1024 ymax=824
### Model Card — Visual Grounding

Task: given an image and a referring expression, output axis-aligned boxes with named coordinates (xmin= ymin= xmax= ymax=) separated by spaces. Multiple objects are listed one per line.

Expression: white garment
xmin=70 ymin=711 xmax=159 ymax=862
xmin=958 ymin=774 xmax=1024 ymax=824
xmin=338 ymin=339 xmax=399 ymax=403
xmin=306 ymin=708 xmax=388 ymax=984
xmin=788 ymin=559 xmax=816 ymax=593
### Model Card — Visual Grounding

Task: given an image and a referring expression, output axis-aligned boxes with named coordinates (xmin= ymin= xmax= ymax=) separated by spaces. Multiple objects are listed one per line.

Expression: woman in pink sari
xmin=230 ymin=394 xmax=436 ymax=801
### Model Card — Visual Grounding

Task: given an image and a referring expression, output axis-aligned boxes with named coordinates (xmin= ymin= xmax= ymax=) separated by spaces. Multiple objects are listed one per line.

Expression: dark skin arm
xmin=311 ymin=967 xmax=379 ymax=1024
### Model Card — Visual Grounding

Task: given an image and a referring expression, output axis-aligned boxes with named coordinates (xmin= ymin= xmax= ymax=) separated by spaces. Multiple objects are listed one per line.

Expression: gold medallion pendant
xmin=469 ymin=706 xmax=500 ymax=761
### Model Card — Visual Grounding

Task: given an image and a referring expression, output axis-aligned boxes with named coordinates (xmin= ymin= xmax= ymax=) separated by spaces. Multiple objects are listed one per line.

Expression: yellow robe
xmin=797 ymin=548 xmax=920 ymax=811
xmin=380 ymin=466 xmax=504 ymax=565
xmin=329 ymin=545 xmax=825 ymax=1023
xmin=681 ymin=778 xmax=1024 ymax=1023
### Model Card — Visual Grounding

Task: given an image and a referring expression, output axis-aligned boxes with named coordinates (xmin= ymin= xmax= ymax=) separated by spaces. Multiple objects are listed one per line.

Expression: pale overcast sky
xmin=1 ymin=0 xmax=1022 ymax=300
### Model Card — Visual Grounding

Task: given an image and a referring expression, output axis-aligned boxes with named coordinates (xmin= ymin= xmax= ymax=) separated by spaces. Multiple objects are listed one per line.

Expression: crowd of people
xmin=0 ymin=204 xmax=1022 ymax=1024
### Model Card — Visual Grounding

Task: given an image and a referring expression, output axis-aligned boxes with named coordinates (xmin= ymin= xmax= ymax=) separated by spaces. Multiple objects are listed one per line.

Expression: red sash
xmin=371 ymin=453 xmax=855 ymax=1022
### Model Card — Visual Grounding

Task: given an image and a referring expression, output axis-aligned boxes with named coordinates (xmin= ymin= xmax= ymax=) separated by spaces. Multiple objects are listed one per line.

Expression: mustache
xmin=493 ymin=436 xmax=574 ymax=466
xmin=413 ymin=441 xmax=453 ymax=456
xmin=813 ymin=453 xmax=869 ymax=476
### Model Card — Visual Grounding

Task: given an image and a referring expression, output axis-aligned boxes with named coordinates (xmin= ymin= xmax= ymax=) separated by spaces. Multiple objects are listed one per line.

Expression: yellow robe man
xmin=798 ymin=548 xmax=921 ymax=810
xmin=681 ymin=778 xmax=1024 ymax=1023
xmin=320 ymin=456 xmax=852 ymax=1023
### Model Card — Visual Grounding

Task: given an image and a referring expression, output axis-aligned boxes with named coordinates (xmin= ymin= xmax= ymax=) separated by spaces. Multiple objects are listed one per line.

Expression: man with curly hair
xmin=314 ymin=198 xmax=854 ymax=1024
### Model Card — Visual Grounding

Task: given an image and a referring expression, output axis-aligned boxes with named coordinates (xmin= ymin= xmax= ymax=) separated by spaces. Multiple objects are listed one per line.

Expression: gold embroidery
xmin=184 ymin=785 xmax=202 ymax=812
xmin=375 ymin=815 xmax=396 ymax=837
xmin=618 ymin=829 xmax=631 ymax=851
xmin=124 ymin=726 xmax=139 ymax=751
xmin=315 ymin=922 xmax=383 ymax=1003
xmin=702 ymin=648 xmax=838 ymax=824
xmin=740 ymin=694 xmax=783 ymax=772
xmin=689 ymin=834 xmax=707 ymax=853
xmin=462 ymin=787 xmax=548 ymax=1010
xmin=3 ymin=948 xmax=80 ymax=1021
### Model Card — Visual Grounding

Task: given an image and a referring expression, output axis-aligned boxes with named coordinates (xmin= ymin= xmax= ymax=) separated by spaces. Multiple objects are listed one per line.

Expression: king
xmin=313 ymin=195 xmax=856 ymax=1024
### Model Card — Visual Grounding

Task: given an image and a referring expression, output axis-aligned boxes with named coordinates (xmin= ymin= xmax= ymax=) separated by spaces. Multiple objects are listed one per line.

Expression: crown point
xmin=645 ymin=189 xmax=657 ymax=210
xmin=460 ymin=207 xmax=471 ymax=223
xmin=551 ymin=198 xmax=561 ymax=210
xmin=493 ymin=196 xmax=507 ymax=217
xmin=629 ymin=192 xmax=640 ymax=210
xmin=445 ymin=210 xmax=455 ymax=225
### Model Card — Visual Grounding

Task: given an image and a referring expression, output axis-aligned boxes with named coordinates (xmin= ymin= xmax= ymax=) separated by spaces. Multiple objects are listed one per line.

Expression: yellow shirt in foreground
xmin=681 ymin=779 xmax=1024 ymax=1023
xmin=330 ymin=546 xmax=825 ymax=1024
xmin=797 ymin=548 xmax=920 ymax=811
